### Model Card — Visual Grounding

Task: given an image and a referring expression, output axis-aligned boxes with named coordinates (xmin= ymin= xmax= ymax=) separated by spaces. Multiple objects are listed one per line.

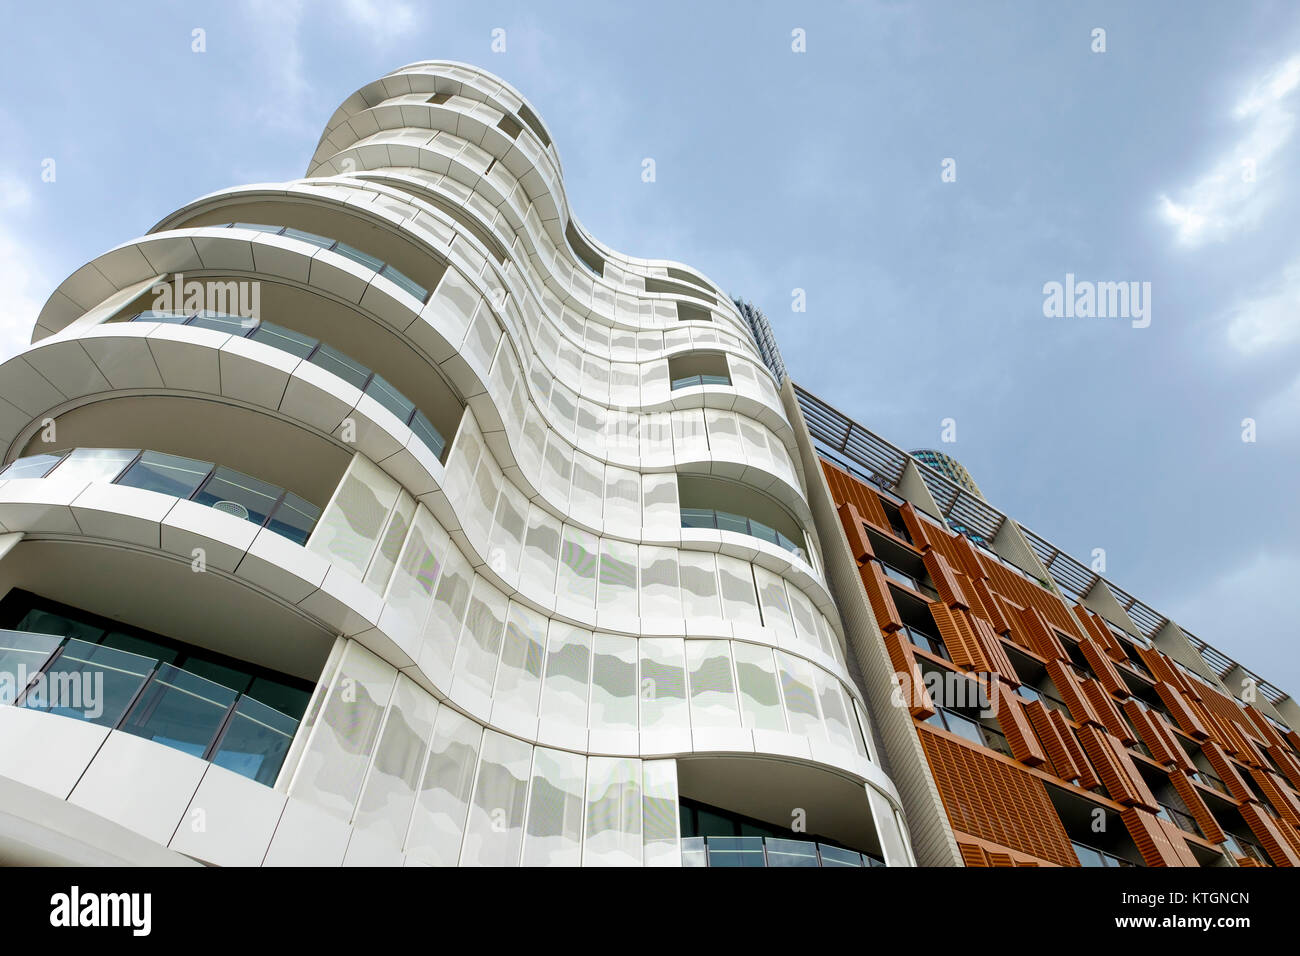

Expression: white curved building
xmin=0 ymin=61 xmax=915 ymax=867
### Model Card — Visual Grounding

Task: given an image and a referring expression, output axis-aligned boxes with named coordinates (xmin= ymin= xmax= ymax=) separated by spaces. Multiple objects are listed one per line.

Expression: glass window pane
xmin=380 ymin=265 xmax=428 ymax=302
xmin=767 ymin=838 xmax=820 ymax=867
xmin=539 ymin=623 xmax=590 ymax=726
xmin=639 ymin=638 xmax=688 ymax=729
xmin=14 ymin=608 xmax=103 ymax=643
xmin=584 ymin=757 xmax=641 ymax=866
xmin=407 ymin=706 xmax=480 ymax=865
xmin=461 ymin=730 xmax=531 ymax=866
xmin=130 ymin=310 xmax=190 ymax=324
xmin=494 ymin=602 xmax=547 ymax=716
xmin=0 ymin=452 xmax=67 ymax=479
xmin=777 ymin=652 xmax=822 ymax=736
xmin=46 ymin=448 xmax=138 ymax=485
xmin=248 ymin=321 xmax=318 ymax=357
xmin=589 ymin=633 xmax=638 ymax=729
xmin=24 ymin=639 xmax=155 ymax=727
xmin=211 ymin=695 xmax=302 ymax=786
xmin=716 ymin=554 xmax=762 ymax=627
xmin=120 ymin=664 xmax=238 ymax=758
xmin=116 ymin=451 xmax=212 ymax=498
xmin=192 ymin=466 xmax=282 ymax=525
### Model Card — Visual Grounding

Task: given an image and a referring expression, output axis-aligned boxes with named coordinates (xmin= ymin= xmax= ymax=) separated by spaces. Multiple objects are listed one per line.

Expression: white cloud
xmin=1158 ymin=54 xmax=1300 ymax=246
xmin=338 ymin=0 xmax=416 ymax=45
xmin=1224 ymin=256 xmax=1300 ymax=354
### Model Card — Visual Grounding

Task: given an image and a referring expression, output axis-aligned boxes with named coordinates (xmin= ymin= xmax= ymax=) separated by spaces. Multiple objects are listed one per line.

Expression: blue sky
xmin=0 ymin=1 xmax=1298 ymax=694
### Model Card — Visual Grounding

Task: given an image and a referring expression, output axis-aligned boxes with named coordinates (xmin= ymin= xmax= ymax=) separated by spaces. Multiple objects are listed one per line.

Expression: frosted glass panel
xmin=486 ymin=481 xmax=528 ymax=579
xmin=642 ymin=759 xmax=681 ymax=866
xmin=785 ymin=582 xmax=822 ymax=651
xmin=422 ymin=540 xmax=474 ymax=674
xmin=522 ymin=746 xmax=586 ymax=866
xmin=453 ymin=578 xmax=508 ymax=696
xmin=589 ymin=633 xmax=638 ymax=729
xmin=686 ymin=640 xmax=740 ymax=728
xmin=308 ymin=456 xmax=400 ymax=579
xmin=638 ymin=546 xmax=681 ymax=620
xmin=494 ymin=602 xmax=547 ymax=715
xmin=716 ymin=555 xmax=762 ymax=627
xmin=777 ymin=651 xmax=822 ymax=737
xmin=678 ymin=552 xmax=722 ymax=620
xmin=754 ymin=566 xmax=797 ymax=640
xmin=351 ymin=676 xmax=434 ymax=850
xmin=539 ymin=623 xmax=591 ymax=726
xmin=584 ymin=757 xmax=642 ymax=866
xmin=364 ymin=490 xmax=415 ymax=593
xmin=407 ymin=706 xmax=481 ymax=865
xmin=557 ymin=524 xmax=598 ymax=608
xmin=461 ymin=730 xmax=531 ymax=866
xmin=733 ymin=641 xmax=786 ymax=731
xmin=292 ymin=643 xmax=396 ymax=821
xmin=597 ymin=537 xmax=638 ymax=614
xmin=519 ymin=504 xmax=560 ymax=594
xmin=383 ymin=508 xmax=447 ymax=640
xmin=638 ymin=638 xmax=688 ymax=729
xmin=815 ymin=668 xmax=853 ymax=748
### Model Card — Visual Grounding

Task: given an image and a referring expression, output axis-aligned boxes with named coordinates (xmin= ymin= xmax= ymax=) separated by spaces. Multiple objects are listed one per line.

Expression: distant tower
xmin=911 ymin=448 xmax=983 ymax=500
xmin=733 ymin=299 xmax=787 ymax=385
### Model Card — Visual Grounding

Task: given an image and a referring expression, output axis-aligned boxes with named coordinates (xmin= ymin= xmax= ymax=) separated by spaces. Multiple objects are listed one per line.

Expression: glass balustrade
xmin=124 ymin=312 xmax=447 ymax=461
xmin=0 ymin=448 xmax=321 ymax=546
xmin=1 ymin=626 xmax=302 ymax=787
xmin=680 ymin=507 xmax=805 ymax=560
xmin=680 ymin=835 xmax=886 ymax=867
xmin=220 ymin=222 xmax=429 ymax=302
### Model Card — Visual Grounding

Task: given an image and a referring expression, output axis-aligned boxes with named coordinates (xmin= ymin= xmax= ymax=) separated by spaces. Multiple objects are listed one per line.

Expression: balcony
xmin=681 ymin=507 xmax=806 ymax=561
xmin=1157 ymin=803 xmax=1204 ymax=837
xmin=667 ymin=351 xmax=730 ymax=391
xmin=125 ymin=311 xmax=447 ymax=460
xmin=0 ymin=620 xmax=308 ymax=787
xmin=681 ymin=835 xmax=886 ymax=868
xmin=215 ymin=222 xmax=430 ymax=302
xmin=0 ymin=447 xmax=321 ymax=545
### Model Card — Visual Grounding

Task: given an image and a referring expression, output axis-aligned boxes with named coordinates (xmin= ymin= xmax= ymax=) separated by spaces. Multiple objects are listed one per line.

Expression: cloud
xmin=338 ymin=0 xmax=417 ymax=45
xmin=0 ymin=234 xmax=47 ymax=364
xmin=1163 ymin=550 xmax=1300 ymax=694
xmin=1224 ymin=255 xmax=1300 ymax=354
xmin=1158 ymin=53 xmax=1300 ymax=246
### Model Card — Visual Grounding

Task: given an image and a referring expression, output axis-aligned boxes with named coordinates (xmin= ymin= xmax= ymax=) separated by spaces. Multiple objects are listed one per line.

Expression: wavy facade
xmin=0 ymin=62 xmax=914 ymax=866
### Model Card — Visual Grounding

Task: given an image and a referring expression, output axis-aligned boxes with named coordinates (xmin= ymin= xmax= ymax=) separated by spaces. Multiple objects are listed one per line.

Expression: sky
xmin=0 ymin=0 xmax=1297 ymax=694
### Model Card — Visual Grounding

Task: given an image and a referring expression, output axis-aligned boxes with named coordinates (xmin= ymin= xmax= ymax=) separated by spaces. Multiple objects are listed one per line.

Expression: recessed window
xmin=668 ymin=351 xmax=730 ymax=390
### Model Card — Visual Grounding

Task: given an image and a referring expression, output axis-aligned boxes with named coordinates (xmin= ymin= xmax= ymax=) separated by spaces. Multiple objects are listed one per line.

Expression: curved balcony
xmin=0 ymin=446 xmax=321 ymax=545
xmin=124 ymin=311 xmax=447 ymax=460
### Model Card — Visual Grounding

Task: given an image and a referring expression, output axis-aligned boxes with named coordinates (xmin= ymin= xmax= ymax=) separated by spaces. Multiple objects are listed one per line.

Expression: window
xmin=1 ymin=592 xmax=312 ymax=786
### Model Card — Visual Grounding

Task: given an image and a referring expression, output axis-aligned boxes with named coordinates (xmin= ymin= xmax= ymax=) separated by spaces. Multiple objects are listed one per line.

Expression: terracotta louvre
xmin=815 ymin=451 xmax=1300 ymax=867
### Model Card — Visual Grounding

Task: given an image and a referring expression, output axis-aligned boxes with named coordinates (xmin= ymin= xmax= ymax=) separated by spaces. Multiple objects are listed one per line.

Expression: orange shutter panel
xmin=1078 ymin=725 xmax=1159 ymax=811
xmin=1285 ymin=728 xmax=1300 ymax=753
xmin=836 ymin=502 xmax=874 ymax=564
xmin=972 ymin=579 xmax=1012 ymax=635
xmin=1249 ymin=768 xmax=1300 ymax=826
xmin=1168 ymin=770 xmax=1226 ymax=844
xmin=1136 ymin=646 xmax=1197 ymax=699
xmin=1051 ymin=711 xmax=1099 ymax=789
xmin=1026 ymin=700 xmax=1082 ymax=781
xmin=958 ymin=842 xmax=990 ymax=867
xmin=1078 ymin=638 xmax=1129 ymax=699
xmin=1017 ymin=606 xmax=1068 ymax=662
xmin=924 ymin=551 xmax=971 ymax=611
xmin=970 ymin=615 xmax=1020 ymax=686
xmin=1080 ymin=679 xmax=1134 ymax=743
xmin=994 ymin=682 xmax=1047 ymax=767
xmin=987 ymin=851 xmax=1016 ymax=867
xmin=1267 ymin=745 xmax=1300 ymax=792
xmin=930 ymin=602 xmax=990 ymax=673
xmin=1046 ymin=659 xmax=1101 ymax=728
xmin=1243 ymin=706 xmax=1288 ymax=751
xmin=951 ymin=532 xmax=988 ymax=581
xmin=883 ymin=629 xmax=936 ymax=719
xmin=1188 ymin=698 xmax=1244 ymax=758
xmin=1201 ymin=741 xmax=1255 ymax=803
xmin=1122 ymin=700 xmax=1192 ymax=771
xmin=861 ymin=561 xmax=904 ymax=634
xmin=1121 ymin=807 xmax=1188 ymax=867
xmin=899 ymin=502 xmax=934 ymax=552
xmin=1240 ymin=802 xmax=1300 ymax=867
xmin=1154 ymin=683 xmax=1210 ymax=740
